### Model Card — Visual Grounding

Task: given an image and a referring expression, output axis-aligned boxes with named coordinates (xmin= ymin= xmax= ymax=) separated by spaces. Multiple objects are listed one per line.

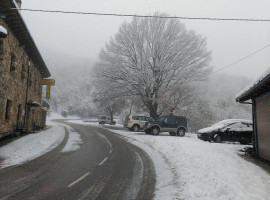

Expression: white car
xmin=98 ymin=115 xmax=116 ymax=125
xmin=124 ymin=115 xmax=153 ymax=132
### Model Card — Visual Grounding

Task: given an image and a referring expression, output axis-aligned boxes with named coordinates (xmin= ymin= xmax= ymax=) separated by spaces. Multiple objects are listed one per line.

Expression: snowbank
xmin=68 ymin=120 xmax=270 ymax=200
xmin=0 ymin=123 xmax=65 ymax=168
xmin=61 ymin=125 xmax=82 ymax=153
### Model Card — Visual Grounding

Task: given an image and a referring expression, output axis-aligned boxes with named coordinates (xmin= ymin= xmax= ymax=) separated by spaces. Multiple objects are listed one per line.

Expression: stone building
xmin=0 ymin=0 xmax=51 ymax=137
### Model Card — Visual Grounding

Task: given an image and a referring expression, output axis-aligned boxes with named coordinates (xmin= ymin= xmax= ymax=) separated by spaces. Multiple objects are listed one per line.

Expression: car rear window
xmin=132 ymin=116 xmax=139 ymax=120
xmin=138 ymin=116 xmax=145 ymax=121
xmin=100 ymin=116 xmax=106 ymax=119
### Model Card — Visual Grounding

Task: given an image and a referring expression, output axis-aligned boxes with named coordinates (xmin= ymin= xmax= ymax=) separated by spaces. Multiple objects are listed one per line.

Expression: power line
xmin=212 ymin=44 xmax=270 ymax=74
xmin=11 ymin=8 xmax=270 ymax=22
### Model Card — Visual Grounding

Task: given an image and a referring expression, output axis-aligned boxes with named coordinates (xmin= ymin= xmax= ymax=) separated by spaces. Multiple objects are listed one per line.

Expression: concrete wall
xmin=256 ymin=93 xmax=270 ymax=161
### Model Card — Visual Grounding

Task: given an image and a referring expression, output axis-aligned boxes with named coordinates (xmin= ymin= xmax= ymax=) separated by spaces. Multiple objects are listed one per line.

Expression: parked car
xmin=98 ymin=115 xmax=116 ymax=125
xmin=144 ymin=115 xmax=188 ymax=136
xmin=124 ymin=115 xmax=154 ymax=131
xmin=197 ymin=119 xmax=253 ymax=144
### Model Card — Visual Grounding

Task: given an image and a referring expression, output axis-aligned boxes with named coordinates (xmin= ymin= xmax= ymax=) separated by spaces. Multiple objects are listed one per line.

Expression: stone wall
xmin=0 ymin=18 xmax=45 ymax=134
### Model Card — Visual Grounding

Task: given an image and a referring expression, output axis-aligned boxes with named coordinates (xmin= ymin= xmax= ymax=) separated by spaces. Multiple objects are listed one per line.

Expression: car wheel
xmin=152 ymin=127 xmax=160 ymax=135
xmin=169 ymin=132 xmax=176 ymax=136
xmin=213 ymin=134 xmax=222 ymax=143
xmin=133 ymin=125 xmax=140 ymax=132
xmin=177 ymin=128 xmax=185 ymax=137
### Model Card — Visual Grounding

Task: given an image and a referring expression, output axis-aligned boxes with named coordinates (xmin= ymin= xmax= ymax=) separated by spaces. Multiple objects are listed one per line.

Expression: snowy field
xmin=68 ymin=120 xmax=270 ymax=200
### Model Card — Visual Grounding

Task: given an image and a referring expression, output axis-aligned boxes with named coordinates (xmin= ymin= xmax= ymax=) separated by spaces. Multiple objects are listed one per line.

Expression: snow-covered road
xmin=1 ymin=116 xmax=269 ymax=200
xmin=68 ymin=120 xmax=270 ymax=200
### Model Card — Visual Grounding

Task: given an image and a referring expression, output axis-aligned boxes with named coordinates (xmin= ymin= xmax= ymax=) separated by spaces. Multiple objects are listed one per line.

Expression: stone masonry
xmin=0 ymin=1 xmax=50 ymax=135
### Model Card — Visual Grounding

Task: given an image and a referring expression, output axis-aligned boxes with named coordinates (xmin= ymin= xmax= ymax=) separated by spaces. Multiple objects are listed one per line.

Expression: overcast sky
xmin=21 ymin=0 xmax=270 ymax=79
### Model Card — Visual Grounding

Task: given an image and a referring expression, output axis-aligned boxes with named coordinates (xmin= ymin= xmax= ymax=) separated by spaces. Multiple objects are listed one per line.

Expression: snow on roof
xmin=213 ymin=119 xmax=252 ymax=126
xmin=236 ymin=67 xmax=270 ymax=101
xmin=0 ymin=25 xmax=7 ymax=35
xmin=198 ymin=119 xmax=252 ymax=133
xmin=12 ymin=0 xmax=19 ymax=8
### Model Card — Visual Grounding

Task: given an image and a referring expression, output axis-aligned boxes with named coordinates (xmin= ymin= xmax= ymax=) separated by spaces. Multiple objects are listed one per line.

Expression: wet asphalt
xmin=0 ymin=120 xmax=156 ymax=200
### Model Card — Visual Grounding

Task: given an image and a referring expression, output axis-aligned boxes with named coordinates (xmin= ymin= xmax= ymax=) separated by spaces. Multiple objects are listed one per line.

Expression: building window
xmin=5 ymin=99 xmax=12 ymax=120
xmin=28 ymin=72 xmax=32 ymax=87
xmin=21 ymin=65 xmax=26 ymax=80
xmin=0 ymin=40 xmax=3 ymax=61
xmin=10 ymin=54 xmax=16 ymax=72
xmin=34 ymin=78 xmax=37 ymax=92
xmin=17 ymin=104 xmax=22 ymax=122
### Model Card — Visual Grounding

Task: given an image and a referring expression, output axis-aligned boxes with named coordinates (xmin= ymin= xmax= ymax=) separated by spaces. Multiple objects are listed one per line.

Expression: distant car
xmin=197 ymin=119 xmax=253 ymax=144
xmin=98 ymin=115 xmax=116 ymax=125
xmin=124 ymin=115 xmax=154 ymax=131
xmin=144 ymin=115 xmax=188 ymax=136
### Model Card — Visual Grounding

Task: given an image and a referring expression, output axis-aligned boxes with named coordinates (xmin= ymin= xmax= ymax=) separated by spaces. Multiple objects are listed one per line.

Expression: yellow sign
xmin=43 ymin=79 xmax=55 ymax=99
xmin=43 ymin=79 xmax=55 ymax=86
xmin=46 ymin=85 xmax=51 ymax=99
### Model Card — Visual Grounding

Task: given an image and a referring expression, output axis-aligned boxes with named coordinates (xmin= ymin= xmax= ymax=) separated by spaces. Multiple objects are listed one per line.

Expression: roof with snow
xmin=0 ymin=0 xmax=50 ymax=78
xmin=0 ymin=25 xmax=8 ymax=37
xmin=236 ymin=67 xmax=270 ymax=102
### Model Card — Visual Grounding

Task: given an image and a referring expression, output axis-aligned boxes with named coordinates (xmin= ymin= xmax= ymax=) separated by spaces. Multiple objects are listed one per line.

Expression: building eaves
xmin=236 ymin=67 xmax=270 ymax=102
xmin=0 ymin=0 xmax=51 ymax=78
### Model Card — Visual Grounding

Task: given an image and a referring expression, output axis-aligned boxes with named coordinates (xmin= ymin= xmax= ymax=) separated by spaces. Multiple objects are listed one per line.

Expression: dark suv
xmin=144 ymin=115 xmax=188 ymax=136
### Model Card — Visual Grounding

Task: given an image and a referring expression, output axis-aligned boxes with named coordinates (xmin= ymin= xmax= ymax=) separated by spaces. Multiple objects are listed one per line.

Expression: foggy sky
xmin=21 ymin=0 xmax=270 ymax=79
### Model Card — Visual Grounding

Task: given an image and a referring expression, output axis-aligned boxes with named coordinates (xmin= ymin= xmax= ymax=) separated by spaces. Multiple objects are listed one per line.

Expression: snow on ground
xmin=0 ymin=114 xmax=84 ymax=168
xmin=67 ymin=119 xmax=123 ymax=128
xmin=68 ymin=119 xmax=270 ymax=200
xmin=0 ymin=122 xmax=65 ymax=168
xmin=60 ymin=125 xmax=83 ymax=153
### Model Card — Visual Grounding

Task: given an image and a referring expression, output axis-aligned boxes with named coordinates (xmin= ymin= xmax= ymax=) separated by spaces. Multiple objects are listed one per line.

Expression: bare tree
xmin=93 ymin=13 xmax=212 ymax=119
xmin=92 ymin=82 xmax=128 ymax=124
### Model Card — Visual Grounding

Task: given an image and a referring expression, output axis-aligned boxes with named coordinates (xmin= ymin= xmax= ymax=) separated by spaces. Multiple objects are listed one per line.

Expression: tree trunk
xmin=110 ymin=110 xmax=114 ymax=124
xmin=149 ymin=103 xmax=159 ymax=120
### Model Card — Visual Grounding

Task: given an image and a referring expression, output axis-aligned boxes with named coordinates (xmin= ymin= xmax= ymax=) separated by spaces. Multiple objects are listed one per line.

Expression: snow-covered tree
xmin=93 ymin=14 xmax=212 ymax=119
xmin=92 ymin=82 xmax=128 ymax=123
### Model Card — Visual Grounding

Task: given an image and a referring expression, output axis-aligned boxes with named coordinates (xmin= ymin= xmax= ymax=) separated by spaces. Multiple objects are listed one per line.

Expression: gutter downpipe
xmin=23 ymin=59 xmax=30 ymax=130
xmin=239 ymin=101 xmax=252 ymax=105
xmin=252 ymin=99 xmax=259 ymax=157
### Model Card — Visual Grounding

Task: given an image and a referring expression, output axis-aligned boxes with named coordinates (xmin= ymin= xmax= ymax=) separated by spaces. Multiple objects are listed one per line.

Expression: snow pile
xmin=0 ymin=25 xmax=7 ymax=35
xmin=236 ymin=67 xmax=270 ymax=100
xmin=0 ymin=123 xmax=65 ymax=168
xmin=68 ymin=120 xmax=270 ymax=200
xmin=61 ymin=126 xmax=82 ymax=153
